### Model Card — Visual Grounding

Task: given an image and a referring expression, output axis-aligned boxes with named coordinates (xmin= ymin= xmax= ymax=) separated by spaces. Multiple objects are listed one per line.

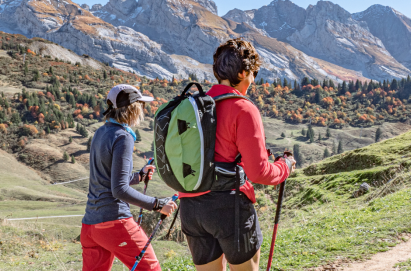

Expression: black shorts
xmin=180 ymin=191 xmax=263 ymax=265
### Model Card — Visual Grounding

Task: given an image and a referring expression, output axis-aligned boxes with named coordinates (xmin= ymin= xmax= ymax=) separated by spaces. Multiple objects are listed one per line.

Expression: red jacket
xmin=179 ymin=85 xmax=289 ymax=203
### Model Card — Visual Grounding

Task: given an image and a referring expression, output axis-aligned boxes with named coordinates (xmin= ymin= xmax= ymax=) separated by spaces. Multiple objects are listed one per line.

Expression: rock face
xmin=286 ymin=1 xmax=409 ymax=79
xmin=91 ymin=4 xmax=103 ymax=11
xmin=80 ymin=4 xmax=90 ymax=11
xmin=91 ymin=0 xmax=373 ymax=82
xmin=353 ymin=5 xmax=411 ymax=70
xmin=0 ymin=0 xmax=409 ymax=82
xmin=224 ymin=0 xmax=411 ymax=80
xmin=0 ymin=0 xmax=215 ymax=80
xmin=248 ymin=0 xmax=306 ymax=40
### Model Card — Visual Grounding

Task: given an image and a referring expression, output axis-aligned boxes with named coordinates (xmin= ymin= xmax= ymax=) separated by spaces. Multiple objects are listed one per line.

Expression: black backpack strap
xmin=182 ymin=82 xmax=206 ymax=96
xmin=213 ymin=93 xmax=255 ymax=105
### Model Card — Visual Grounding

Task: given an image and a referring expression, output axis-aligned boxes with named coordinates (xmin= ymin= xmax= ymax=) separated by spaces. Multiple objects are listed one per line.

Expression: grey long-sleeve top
xmin=82 ymin=122 xmax=156 ymax=225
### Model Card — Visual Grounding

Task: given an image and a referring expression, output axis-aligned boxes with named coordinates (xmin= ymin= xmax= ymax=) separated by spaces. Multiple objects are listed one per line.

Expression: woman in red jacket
xmin=179 ymin=38 xmax=296 ymax=271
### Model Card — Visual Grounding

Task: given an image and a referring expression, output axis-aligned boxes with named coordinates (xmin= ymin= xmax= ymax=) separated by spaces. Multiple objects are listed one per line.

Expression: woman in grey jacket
xmin=81 ymin=84 xmax=177 ymax=271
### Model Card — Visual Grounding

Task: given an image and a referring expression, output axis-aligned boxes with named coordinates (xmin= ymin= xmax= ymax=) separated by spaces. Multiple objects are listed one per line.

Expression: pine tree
xmin=69 ymin=136 xmax=72 ymax=143
xmin=103 ymin=70 xmax=107 ymax=80
xmin=149 ymin=120 xmax=154 ymax=130
xmin=301 ymin=128 xmax=306 ymax=136
xmin=63 ymin=151 xmax=69 ymax=161
xmin=337 ymin=140 xmax=343 ymax=154
xmin=76 ymin=123 xmax=80 ymax=132
xmin=326 ymin=127 xmax=331 ymax=138
xmin=323 ymin=148 xmax=330 ymax=159
xmin=307 ymin=124 xmax=314 ymax=143
xmin=391 ymin=79 xmax=398 ymax=90
xmin=135 ymin=128 xmax=142 ymax=142
xmin=318 ymin=133 xmax=322 ymax=141
xmin=375 ymin=127 xmax=382 ymax=142
xmin=332 ymin=141 xmax=337 ymax=155
xmin=281 ymin=132 xmax=286 ymax=138
xmin=71 ymin=155 xmax=76 ymax=164
xmin=283 ymin=78 xmax=288 ymax=88
xmin=46 ymin=126 xmax=51 ymax=134
xmin=293 ymin=144 xmax=304 ymax=166
xmin=87 ymin=136 xmax=93 ymax=151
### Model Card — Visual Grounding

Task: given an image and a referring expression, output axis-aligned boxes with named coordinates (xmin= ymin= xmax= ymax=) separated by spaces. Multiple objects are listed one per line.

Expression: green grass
xmin=395 ymin=259 xmax=411 ymax=271
xmin=2 ymin=130 xmax=411 ymax=270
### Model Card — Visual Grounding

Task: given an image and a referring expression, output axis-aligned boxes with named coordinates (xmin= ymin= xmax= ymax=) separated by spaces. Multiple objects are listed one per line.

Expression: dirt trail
xmin=342 ymin=238 xmax=411 ymax=271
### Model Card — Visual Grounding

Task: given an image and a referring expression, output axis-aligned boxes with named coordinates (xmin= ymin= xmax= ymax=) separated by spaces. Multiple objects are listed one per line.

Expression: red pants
xmin=81 ymin=217 xmax=161 ymax=271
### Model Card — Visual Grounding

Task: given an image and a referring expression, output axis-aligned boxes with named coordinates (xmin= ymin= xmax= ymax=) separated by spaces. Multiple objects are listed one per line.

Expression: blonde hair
xmin=104 ymin=101 xmax=144 ymax=127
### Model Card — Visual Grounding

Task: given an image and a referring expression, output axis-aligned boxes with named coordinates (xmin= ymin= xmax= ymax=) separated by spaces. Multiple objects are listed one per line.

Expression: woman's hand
xmin=286 ymin=156 xmax=297 ymax=174
xmin=160 ymin=200 xmax=178 ymax=217
xmin=141 ymin=165 xmax=156 ymax=183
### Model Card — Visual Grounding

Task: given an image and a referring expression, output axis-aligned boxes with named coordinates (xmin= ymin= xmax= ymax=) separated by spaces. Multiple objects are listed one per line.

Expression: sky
xmin=73 ymin=0 xmax=411 ymax=18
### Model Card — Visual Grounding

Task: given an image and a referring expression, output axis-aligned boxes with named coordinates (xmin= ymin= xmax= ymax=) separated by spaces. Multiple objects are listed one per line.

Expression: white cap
xmin=103 ymin=84 xmax=154 ymax=116
xmin=107 ymin=84 xmax=154 ymax=108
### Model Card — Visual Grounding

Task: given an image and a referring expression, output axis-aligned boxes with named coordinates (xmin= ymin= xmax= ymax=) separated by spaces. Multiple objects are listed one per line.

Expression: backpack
xmin=153 ymin=82 xmax=253 ymax=193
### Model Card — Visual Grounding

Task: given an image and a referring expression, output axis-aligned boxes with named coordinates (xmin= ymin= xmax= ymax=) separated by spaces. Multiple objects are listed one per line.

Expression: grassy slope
xmin=162 ymin=131 xmax=411 ymax=270
xmin=263 ymin=118 xmax=411 ymax=168
xmin=2 ymin=126 xmax=411 ymax=270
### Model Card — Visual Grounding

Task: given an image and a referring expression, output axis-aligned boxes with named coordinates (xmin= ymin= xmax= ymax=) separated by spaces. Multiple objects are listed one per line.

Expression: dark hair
xmin=213 ymin=38 xmax=262 ymax=87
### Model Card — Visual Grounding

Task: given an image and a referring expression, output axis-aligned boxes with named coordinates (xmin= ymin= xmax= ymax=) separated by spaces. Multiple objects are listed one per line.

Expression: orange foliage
xmin=0 ymin=124 xmax=7 ymax=134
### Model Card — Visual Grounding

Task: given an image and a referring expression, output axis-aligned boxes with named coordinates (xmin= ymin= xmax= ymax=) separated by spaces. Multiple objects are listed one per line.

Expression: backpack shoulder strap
xmin=213 ymin=93 xmax=255 ymax=106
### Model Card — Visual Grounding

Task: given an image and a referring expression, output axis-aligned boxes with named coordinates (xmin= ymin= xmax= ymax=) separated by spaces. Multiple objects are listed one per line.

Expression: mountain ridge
xmin=0 ymin=0 xmax=410 ymax=82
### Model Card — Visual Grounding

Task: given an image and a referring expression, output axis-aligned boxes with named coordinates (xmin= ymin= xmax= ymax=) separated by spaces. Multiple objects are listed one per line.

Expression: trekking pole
xmin=137 ymin=158 xmax=154 ymax=225
xmin=165 ymin=204 xmax=180 ymax=240
xmin=266 ymin=152 xmax=292 ymax=271
xmin=131 ymin=194 xmax=178 ymax=271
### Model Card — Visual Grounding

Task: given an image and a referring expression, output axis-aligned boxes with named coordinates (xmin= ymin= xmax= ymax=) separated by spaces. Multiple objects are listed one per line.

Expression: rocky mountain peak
xmin=80 ymin=4 xmax=90 ymax=11
xmin=191 ymin=0 xmax=218 ymax=15
xmin=91 ymin=4 xmax=103 ymax=11
xmin=306 ymin=1 xmax=352 ymax=23
xmin=249 ymin=0 xmax=306 ymax=40
xmin=352 ymin=4 xmax=411 ymax=70
xmin=106 ymin=0 xmax=138 ymax=16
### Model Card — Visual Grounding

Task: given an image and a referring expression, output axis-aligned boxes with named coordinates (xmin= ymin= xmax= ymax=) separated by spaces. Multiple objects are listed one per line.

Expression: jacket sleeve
xmin=111 ymin=135 xmax=156 ymax=210
xmin=234 ymin=100 xmax=290 ymax=185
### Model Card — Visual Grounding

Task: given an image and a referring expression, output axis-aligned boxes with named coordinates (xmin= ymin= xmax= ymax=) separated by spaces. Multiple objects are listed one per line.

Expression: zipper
xmin=188 ymin=96 xmax=204 ymax=190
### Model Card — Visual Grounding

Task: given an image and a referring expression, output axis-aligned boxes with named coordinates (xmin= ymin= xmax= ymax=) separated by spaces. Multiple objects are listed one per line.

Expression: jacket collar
xmin=206 ymin=84 xmax=242 ymax=97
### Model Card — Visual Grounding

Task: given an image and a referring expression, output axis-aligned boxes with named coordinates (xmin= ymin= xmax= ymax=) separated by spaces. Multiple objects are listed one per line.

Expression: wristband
xmin=139 ymin=169 xmax=146 ymax=181
xmin=153 ymin=197 xmax=172 ymax=211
